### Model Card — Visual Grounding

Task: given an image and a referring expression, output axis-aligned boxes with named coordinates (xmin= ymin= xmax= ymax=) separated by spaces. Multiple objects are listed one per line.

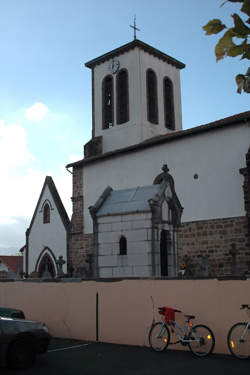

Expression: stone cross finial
xmin=162 ymin=164 xmax=169 ymax=173
xmin=56 ymin=256 xmax=66 ymax=277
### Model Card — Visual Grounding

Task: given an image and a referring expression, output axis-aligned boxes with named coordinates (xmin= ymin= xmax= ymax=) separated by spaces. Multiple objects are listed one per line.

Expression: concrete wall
xmin=1 ymin=278 xmax=250 ymax=355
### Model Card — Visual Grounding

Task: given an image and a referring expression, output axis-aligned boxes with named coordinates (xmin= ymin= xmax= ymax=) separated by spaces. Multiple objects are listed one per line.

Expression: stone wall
xmin=97 ymin=213 xmax=152 ymax=277
xmin=240 ymin=146 xmax=250 ymax=235
xmin=178 ymin=216 xmax=250 ymax=277
xmin=68 ymin=166 xmax=93 ymax=277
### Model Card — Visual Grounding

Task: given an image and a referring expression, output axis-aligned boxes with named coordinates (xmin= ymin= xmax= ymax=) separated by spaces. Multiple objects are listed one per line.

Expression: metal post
xmin=96 ymin=292 xmax=99 ymax=341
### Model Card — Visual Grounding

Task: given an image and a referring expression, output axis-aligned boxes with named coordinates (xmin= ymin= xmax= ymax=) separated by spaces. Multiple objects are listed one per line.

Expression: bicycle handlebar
xmin=158 ymin=307 xmax=182 ymax=313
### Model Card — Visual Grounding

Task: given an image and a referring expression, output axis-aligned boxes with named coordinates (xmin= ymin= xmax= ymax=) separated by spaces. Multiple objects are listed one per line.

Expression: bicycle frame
xmin=237 ymin=321 xmax=250 ymax=343
xmin=158 ymin=318 xmax=200 ymax=344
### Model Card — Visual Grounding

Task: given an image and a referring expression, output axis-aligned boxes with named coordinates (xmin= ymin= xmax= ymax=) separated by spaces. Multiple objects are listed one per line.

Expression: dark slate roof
xmin=66 ymin=111 xmax=250 ymax=169
xmin=27 ymin=176 xmax=70 ymax=234
xmin=85 ymin=39 xmax=185 ymax=70
xmin=96 ymin=185 xmax=160 ymax=217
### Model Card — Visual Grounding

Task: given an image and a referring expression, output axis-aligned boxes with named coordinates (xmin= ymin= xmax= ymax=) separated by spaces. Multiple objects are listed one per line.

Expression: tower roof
xmin=85 ymin=39 xmax=185 ymax=70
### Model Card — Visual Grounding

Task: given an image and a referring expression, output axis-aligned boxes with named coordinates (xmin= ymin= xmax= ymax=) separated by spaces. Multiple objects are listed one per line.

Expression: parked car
xmin=0 ymin=307 xmax=25 ymax=320
xmin=0 ymin=316 xmax=51 ymax=369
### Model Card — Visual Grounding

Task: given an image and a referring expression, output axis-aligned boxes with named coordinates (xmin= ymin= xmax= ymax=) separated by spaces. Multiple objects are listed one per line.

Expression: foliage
xmin=203 ymin=0 xmax=250 ymax=93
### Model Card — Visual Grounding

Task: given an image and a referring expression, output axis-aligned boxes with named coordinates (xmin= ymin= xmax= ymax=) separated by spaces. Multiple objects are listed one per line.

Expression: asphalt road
xmin=2 ymin=338 xmax=250 ymax=375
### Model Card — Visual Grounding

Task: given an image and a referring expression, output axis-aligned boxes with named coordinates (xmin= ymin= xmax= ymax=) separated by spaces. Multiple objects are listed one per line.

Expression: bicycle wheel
xmin=149 ymin=322 xmax=170 ymax=352
xmin=227 ymin=322 xmax=250 ymax=359
xmin=188 ymin=324 xmax=215 ymax=357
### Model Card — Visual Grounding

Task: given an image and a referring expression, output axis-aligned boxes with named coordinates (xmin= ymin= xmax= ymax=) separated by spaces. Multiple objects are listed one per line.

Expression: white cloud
xmin=0 ymin=118 xmax=72 ymax=254
xmin=69 ymin=154 xmax=82 ymax=163
xmin=0 ymin=120 xmax=34 ymax=170
xmin=25 ymin=102 xmax=48 ymax=122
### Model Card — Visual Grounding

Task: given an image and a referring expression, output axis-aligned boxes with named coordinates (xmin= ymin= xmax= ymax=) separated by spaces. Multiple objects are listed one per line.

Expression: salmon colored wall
xmin=0 ymin=278 xmax=249 ymax=355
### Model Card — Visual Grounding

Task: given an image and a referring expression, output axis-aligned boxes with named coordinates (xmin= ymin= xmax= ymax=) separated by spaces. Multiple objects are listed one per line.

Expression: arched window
xmin=164 ymin=77 xmax=175 ymax=130
xmin=43 ymin=203 xmax=50 ymax=224
xmin=119 ymin=236 xmax=127 ymax=255
xmin=146 ymin=69 xmax=158 ymax=124
xmin=102 ymin=75 xmax=114 ymax=129
xmin=38 ymin=253 xmax=55 ymax=278
xmin=116 ymin=69 xmax=129 ymax=124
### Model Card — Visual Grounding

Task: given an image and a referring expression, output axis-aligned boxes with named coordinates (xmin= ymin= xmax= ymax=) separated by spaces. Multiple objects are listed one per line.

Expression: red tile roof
xmin=0 ymin=256 xmax=23 ymax=274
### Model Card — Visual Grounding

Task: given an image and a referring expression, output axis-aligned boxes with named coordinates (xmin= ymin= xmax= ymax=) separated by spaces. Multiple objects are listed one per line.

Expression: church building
xmin=23 ymin=176 xmax=69 ymax=278
xmin=66 ymin=38 xmax=250 ymax=279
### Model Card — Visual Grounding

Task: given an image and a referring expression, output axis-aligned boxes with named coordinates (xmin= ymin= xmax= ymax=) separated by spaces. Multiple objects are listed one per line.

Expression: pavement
xmin=2 ymin=338 xmax=250 ymax=374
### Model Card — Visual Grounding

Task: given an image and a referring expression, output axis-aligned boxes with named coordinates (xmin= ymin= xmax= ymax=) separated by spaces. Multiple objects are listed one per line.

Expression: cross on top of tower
xmin=130 ymin=15 xmax=140 ymax=40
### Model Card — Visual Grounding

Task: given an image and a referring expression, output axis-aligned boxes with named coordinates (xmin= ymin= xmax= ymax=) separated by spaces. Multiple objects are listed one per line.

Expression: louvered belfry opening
xmin=116 ymin=69 xmax=129 ymax=125
xmin=164 ymin=77 xmax=175 ymax=130
xmin=147 ymin=69 xmax=158 ymax=124
xmin=102 ymin=75 xmax=114 ymax=129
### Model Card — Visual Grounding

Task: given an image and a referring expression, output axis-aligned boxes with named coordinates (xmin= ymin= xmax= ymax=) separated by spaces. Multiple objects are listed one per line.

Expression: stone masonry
xmin=68 ymin=166 xmax=93 ymax=277
xmin=240 ymin=146 xmax=250 ymax=237
xmin=97 ymin=213 xmax=152 ymax=278
xmin=178 ymin=216 xmax=249 ymax=277
xmin=178 ymin=147 xmax=250 ymax=278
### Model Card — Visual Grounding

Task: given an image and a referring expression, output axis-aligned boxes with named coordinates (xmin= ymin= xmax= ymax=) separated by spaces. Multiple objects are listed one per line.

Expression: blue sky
xmin=0 ymin=0 xmax=249 ymax=254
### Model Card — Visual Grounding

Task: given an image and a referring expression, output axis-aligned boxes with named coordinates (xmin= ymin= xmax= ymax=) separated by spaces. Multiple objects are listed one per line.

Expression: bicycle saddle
xmin=184 ymin=315 xmax=195 ymax=320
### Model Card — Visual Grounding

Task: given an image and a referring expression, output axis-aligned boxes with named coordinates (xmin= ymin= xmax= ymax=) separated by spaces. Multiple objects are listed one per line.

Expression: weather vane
xmin=130 ymin=15 xmax=140 ymax=40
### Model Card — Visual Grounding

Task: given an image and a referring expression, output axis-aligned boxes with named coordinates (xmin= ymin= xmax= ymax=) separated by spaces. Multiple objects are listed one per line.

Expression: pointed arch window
xmin=164 ymin=77 xmax=175 ymax=130
xmin=116 ymin=69 xmax=129 ymax=124
xmin=119 ymin=236 xmax=127 ymax=255
xmin=43 ymin=203 xmax=50 ymax=224
xmin=147 ymin=69 xmax=158 ymax=124
xmin=102 ymin=75 xmax=114 ymax=129
xmin=38 ymin=253 xmax=55 ymax=278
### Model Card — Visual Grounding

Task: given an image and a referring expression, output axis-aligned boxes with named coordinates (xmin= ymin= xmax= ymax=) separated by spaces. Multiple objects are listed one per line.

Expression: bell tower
xmin=84 ymin=39 xmax=185 ymax=157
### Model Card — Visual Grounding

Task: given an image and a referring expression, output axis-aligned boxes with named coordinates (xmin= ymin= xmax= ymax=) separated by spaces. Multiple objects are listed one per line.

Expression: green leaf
xmin=203 ymin=19 xmax=226 ymax=35
xmin=241 ymin=0 xmax=250 ymax=17
xmin=232 ymin=13 xmax=250 ymax=36
xmin=227 ymin=44 xmax=245 ymax=56
xmin=241 ymin=45 xmax=250 ymax=58
xmin=215 ymin=29 xmax=234 ymax=60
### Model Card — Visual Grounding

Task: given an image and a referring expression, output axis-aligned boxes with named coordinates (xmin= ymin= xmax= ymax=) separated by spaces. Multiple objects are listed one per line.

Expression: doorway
xmin=160 ymin=230 xmax=170 ymax=276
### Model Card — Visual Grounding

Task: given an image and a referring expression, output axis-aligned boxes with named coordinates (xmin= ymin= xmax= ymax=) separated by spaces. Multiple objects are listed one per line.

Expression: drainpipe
xmin=149 ymin=199 xmax=160 ymax=277
xmin=173 ymin=227 xmax=177 ymax=277
xmin=89 ymin=207 xmax=99 ymax=278
xmin=151 ymin=224 xmax=156 ymax=277
xmin=25 ymin=228 xmax=29 ymax=277
xmin=92 ymin=218 xmax=99 ymax=278
xmin=66 ymin=167 xmax=73 ymax=175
